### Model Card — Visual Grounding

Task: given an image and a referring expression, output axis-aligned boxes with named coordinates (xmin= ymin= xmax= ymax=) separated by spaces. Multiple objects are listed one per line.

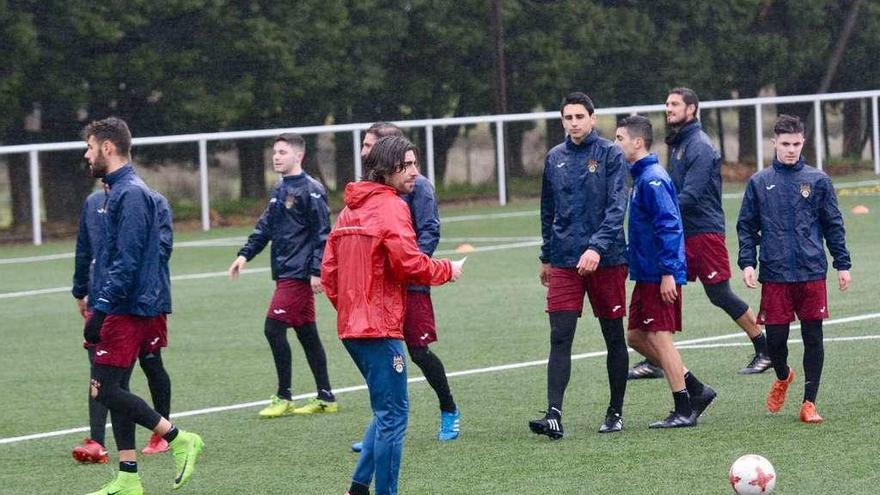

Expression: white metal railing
xmin=2 ymin=89 xmax=879 ymax=245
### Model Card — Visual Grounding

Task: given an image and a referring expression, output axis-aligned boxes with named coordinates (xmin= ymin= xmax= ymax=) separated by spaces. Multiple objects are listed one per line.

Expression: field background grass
xmin=1 ymin=191 xmax=879 ymax=494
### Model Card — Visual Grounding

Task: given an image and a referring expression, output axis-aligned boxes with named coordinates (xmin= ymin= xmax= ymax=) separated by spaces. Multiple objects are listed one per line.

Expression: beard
xmin=665 ymin=114 xmax=689 ymax=145
xmin=89 ymin=151 xmax=109 ymax=178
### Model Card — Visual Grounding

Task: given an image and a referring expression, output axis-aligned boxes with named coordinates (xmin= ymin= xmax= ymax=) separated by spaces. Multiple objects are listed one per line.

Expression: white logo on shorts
xmin=150 ymin=337 xmax=160 ymax=346
xmin=96 ymin=350 xmax=109 ymax=356
xmin=819 ymin=307 xmax=826 ymax=313
xmin=706 ymin=271 xmax=718 ymax=279
xmin=273 ymin=309 xmax=287 ymax=315
xmin=643 ymin=318 xmax=654 ymax=325
xmin=612 ymin=305 xmax=622 ymax=312
xmin=420 ymin=333 xmax=430 ymax=341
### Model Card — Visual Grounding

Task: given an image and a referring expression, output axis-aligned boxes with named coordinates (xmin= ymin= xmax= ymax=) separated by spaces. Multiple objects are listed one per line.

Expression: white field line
xmin=2 ymin=313 xmax=879 ymax=446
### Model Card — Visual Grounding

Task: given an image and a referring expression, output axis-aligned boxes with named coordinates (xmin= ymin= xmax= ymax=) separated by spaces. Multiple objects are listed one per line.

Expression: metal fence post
xmin=353 ymin=129 xmax=362 ymax=183
xmin=814 ymin=100 xmax=823 ymax=170
xmin=495 ymin=120 xmax=507 ymax=206
xmin=873 ymin=96 xmax=879 ymax=175
xmin=425 ymin=124 xmax=436 ymax=185
xmin=29 ymin=150 xmax=41 ymax=245
xmin=755 ymin=104 xmax=764 ymax=171
xmin=198 ymin=139 xmax=210 ymax=231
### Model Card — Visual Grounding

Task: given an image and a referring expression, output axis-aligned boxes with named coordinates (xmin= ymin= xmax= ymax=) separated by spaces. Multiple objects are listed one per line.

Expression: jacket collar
xmin=666 ymin=120 xmax=701 ymax=146
xmin=564 ymin=130 xmax=598 ymax=151
xmin=628 ymin=153 xmax=659 ymax=178
xmin=282 ymin=172 xmax=307 ymax=183
xmin=771 ymin=157 xmax=806 ymax=172
xmin=102 ymin=163 xmax=134 ymax=187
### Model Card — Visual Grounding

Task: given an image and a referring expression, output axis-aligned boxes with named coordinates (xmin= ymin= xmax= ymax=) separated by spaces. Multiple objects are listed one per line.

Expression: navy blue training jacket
xmin=404 ymin=175 xmax=440 ymax=293
xmin=540 ymin=131 xmax=628 ymax=268
xmin=667 ymin=120 xmax=726 ymax=236
xmin=92 ymin=165 xmax=173 ymax=316
xmin=237 ymin=172 xmax=330 ymax=280
xmin=627 ymin=154 xmax=687 ymax=284
xmin=72 ymin=190 xmax=108 ymax=304
xmin=737 ymin=158 xmax=851 ymax=283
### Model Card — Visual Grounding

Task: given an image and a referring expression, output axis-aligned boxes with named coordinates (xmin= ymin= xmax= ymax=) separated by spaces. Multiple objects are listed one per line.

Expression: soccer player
xmin=529 ymin=92 xmax=629 ymax=439
xmin=81 ymin=117 xmax=202 ymax=494
xmin=616 ymin=115 xmax=716 ymax=428
xmin=628 ymin=87 xmax=770 ymax=379
xmin=71 ymin=187 xmax=174 ymax=463
xmin=228 ymin=133 xmax=337 ymax=417
xmin=359 ymin=122 xmax=460 ymax=443
xmin=737 ymin=114 xmax=852 ymax=423
xmin=322 ymin=135 xmax=463 ymax=495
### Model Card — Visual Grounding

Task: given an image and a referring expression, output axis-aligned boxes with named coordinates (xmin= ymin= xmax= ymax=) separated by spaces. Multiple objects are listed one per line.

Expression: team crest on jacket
xmin=284 ymin=191 xmax=296 ymax=209
xmin=587 ymin=159 xmax=599 ymax=173
xmin=800 ymin=183 xmax=812 ymax=198
xmin=392 ymin=354 xmax=405 ymax=373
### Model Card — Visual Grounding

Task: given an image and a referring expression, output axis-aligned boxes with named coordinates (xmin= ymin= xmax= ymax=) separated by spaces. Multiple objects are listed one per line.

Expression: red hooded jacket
xmin=322 ymin=181 xmax=453 ymax=340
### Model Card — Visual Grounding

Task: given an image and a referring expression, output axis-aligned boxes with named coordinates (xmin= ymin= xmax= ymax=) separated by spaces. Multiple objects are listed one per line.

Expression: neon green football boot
xmin=292 ymin=397 xmax=338 ymax=414
xmin=86 ymin=471 xmax=144 ymax=495
xmin=258 ymin=395 xmax=296 ymax=418
xmin=169 ymin=430 xmax=204 ymax=490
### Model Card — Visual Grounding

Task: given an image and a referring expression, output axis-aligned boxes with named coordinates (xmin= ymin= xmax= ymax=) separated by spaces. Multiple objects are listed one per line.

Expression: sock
xmin=163 ymin=426 xmax=179 ymax=443
xmin=119 ymin=461 xmax=138 ymax=473
xmin=801 ymin=320 xmax=824 ymax=403
xmin=139 ymin=350 xmax=172 ymax=419
xmin=547 ymin=311 xmax=579 ymax=411
xmin=684 ymin=371 xmax=705 ymax=397
xmin=409 ymin=346 xmax=456 ymax=412
xmin=348 ymin=481 xmax=370 ymax=495
xmin=86 ymin=347 xmax=109 ymax=445
xmin=751 ymin=332 xmax=768 ymax=356
xmin=765 ymin=324 xmax=791 ymax=380
xmin=293 ymin=322 xmax=333 ymax=398
xmin=547 ymin=406 xmax=562 ymax=420
xmin=599 ymin=318 xmax=627 ymax=414
xmin=264 ymin=318 xmax=293 ymax=400
xmin=673 ymin=389 xmax=693 ymax=417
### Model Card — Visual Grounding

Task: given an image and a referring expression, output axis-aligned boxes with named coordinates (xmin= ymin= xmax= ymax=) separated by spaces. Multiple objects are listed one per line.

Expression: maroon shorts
xmin=546 ymin=265 xmax=628 ymax=319
xmin=266 ymin=279 xmax=315 ymax=327
xmin=93 ymin=314 xmax=168 ymax=368
xmin=403 ymin=291 xmax=437 ymax=348
xmin=685 ymin=233 xmax=732 ymax=285
xmin=627 ymin=282 xmax=682 ymax=332
xmin=758 ymin=280 xmax=828 ymax=325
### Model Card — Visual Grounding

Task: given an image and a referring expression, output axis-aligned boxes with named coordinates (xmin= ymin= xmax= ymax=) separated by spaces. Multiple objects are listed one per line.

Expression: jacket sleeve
xmin=409 ymin=180 xmax=440 ymax=256
xmin=587 ymin=147 xmax=627 ymax=255
xmin=72 ymin=201 xmax=92 ymax=299
xmin=237 ymin=202 xmax=272 ymax=261
xmin=644 ymin=181 xmax=685 ymax=275
xmin=817 ymin=177 xmax=851 ymax=270
xmin=678 ymin=142 xmax=718 ymax=214
xmin=384 ymin=202 xmax=452 ymax=286
xmin=309 ymin=185 xmax=331 ymax=276
xmin=539 ymin=157 xmax=554 ymax=263
xmin=157 ymin=196 xmax=173 ymax=262
xmin=736 ymin=179 xmax=761 ymax=269
xmin=94 ymin=189 xmax=150 ymax=311
xmin=320 ymin=234 xmax=339 ymax=309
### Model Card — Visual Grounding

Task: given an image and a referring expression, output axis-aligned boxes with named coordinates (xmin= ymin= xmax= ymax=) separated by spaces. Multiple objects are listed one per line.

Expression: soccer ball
xmin=729 ymin=454 xmax=776 ymax=494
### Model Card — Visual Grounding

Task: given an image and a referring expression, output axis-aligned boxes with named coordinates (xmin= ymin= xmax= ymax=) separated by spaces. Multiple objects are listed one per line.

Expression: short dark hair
xmin=274 ymin=132 xmax=305 ymax=151
xmin=82 ymin=117 xmax=132 ymax=157
xmin=363 ymin=136 xmax=418 ymax=184
xmin=560 ymin=92 xmax=595 ymax=116
xmin=366 ymin=122 xmax=404 ymax=139
xmin=617 ymin=114 xmax=654 ymax=149
xmin=773 ymin=114 xmax=805 ymax=136
xmin=669 ymin=87 xmax=700 ymax=117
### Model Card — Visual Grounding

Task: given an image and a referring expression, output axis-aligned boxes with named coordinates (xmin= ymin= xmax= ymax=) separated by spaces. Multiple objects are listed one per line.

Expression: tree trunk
xmin=842 ymin=99 xmax=864 ymax=159
xmin=334 ymin=131 xmax=356 ymax=187
xmin=237 ymin=138 xmax=268 ymax=200
xmin=737 ymin=106 xmax=756 ymax=165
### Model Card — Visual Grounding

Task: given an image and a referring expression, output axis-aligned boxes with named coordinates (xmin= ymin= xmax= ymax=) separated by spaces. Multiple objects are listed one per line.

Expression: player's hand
xmin=838 ymin=270 xmax=851 ymax=292
xmin=228 ymin=256 xmax=247 ymax=280
xmin=742 ymin=266 xmax=758 ymax=288
xmin=539 ymin=263 xmax=552 ymax=287
xmin=576 ymin=249 xmax=600 ymax=276
xmin=83 ymin=311 xmax=106 ymax=344
xmin=310 ymin=275 xmax=323 ymax=294
xmin=75 ymin=297 xmax=88 ymax=319
xmin=660 ymin=274 xmax=678 ymax=304
xmin=450 ymin=256 xmax=466 ymax=282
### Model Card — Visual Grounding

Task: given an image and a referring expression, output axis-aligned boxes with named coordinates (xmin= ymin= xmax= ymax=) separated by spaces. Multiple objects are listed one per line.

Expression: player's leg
xmin=74 ymin=345 xmax=111 ymax=464
xmin=138 ymin=349 xmax=171 ymax=454
xmin=644 ymin=331 xmax=697 ymax=428
xmin=760 ymin=282 xmax=797 ymax=413
xmin=703 ymin=280 xmax=770 ymax=374
xmin=291 ymin=321 xmax=337 ymax=413
xmin=795 ymin=279 xmax=829 ymax=422
xmin=260 ymin=317 xmax=295 ymax=417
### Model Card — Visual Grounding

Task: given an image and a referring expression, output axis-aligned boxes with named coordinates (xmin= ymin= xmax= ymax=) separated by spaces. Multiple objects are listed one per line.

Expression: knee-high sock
xmin=409 ymin=346 xmax=456 ymax=412
xmin=801 ymin=320 xmax=824 ymax=403
xmin=264 ymin=318 xmax=292 ymax=400
xmin=765 ymin=324 xmax=791 ymax=380
xmin=599 ymin=318 xmax=627 ymax=413
xmin=547 ymin=311 xmax=578 ymax=412
xmin=87 ymin=347 xmax=109 ymax=445
xmin=293 ymin=322 xmax=333 ymax=398
xmin=139 ymin=349 xmax=171 ymax=419
xmin=92 ymin=364 xmax=162 ymax=451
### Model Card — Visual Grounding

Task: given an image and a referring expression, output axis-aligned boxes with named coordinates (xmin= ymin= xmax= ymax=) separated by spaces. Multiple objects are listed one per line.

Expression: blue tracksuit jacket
xmin=667 ymin=120 xmax=726 ymax=237
xmin=404 ymin=175 xmax=440 ymax=293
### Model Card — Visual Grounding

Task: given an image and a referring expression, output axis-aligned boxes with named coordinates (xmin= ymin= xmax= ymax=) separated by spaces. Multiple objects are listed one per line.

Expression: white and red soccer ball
xmin=729 ymin=454 xmax=776 ymax=494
